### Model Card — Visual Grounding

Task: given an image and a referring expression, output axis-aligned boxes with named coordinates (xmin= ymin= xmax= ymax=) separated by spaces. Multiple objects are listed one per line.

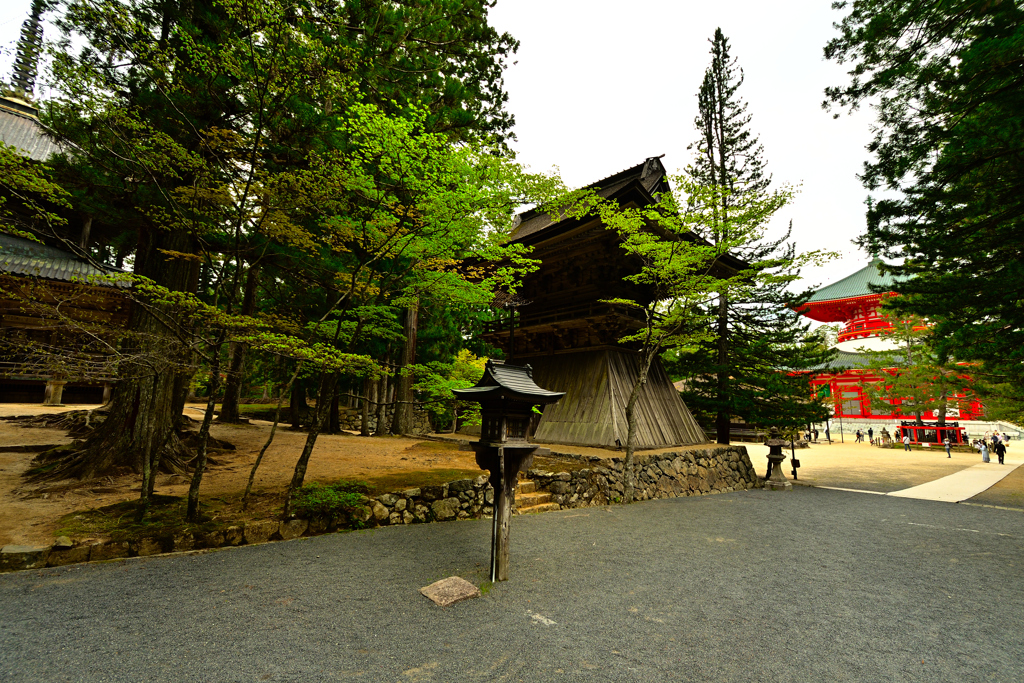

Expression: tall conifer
xmin=678 ymin=29 xmax=834 ymax=442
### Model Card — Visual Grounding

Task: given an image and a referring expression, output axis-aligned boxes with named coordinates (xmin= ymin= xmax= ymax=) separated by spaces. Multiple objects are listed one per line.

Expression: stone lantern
xmin=453 ymin=360 xmax=564 ymax=581
xmin=764 ymin=427 xmax=792 ymax=491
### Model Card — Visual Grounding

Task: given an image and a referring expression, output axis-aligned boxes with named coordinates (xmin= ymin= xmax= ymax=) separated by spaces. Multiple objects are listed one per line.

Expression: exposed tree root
xmin=13 ymin=409 xmax=235 ymax=483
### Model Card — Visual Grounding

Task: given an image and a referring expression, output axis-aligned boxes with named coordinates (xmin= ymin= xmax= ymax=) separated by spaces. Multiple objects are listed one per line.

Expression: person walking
xmin=944 ymin=436 xmax=952 ymax=458
xmin=856 ymin=429 xmax=863 ymax=443
xmin=903 ymin=434 xmax=911 ymax=452
xmin=813 ymin=428 xmax=819 ymax=442
xmin=981 ymin=441 xmax=990 ymax=463
xmin=994 ymin=439 xmax=1006 ymax=464
xmin=868 ymin=427 xmax=874 ymax=444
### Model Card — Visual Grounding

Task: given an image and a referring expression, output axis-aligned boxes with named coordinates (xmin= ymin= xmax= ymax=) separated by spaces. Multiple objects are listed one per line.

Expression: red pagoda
xmin=796 ymin=258 xmax=984 ymax=436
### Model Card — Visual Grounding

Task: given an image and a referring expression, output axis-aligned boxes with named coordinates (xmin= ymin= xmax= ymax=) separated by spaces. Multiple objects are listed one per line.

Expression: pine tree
xmin=682 ymin=29 xmax=834 ymax=443
xmin=825 ymin=0 xmax=1024 ymax=413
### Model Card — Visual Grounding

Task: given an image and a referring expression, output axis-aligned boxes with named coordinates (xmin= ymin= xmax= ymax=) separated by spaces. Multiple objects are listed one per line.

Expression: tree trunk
xmin=243 ymin=365 xmax=301 ymax=509
xmin=391 ymin=301 xmax=418 ymax=435
xmin=283 ymin=372 xmax=337 ymax=517
xmin=218 ymin=264 xmax=259 ymax=423
xmin=186 ymin=340 xmax=224 ymax=521
xmin=290 ymin=380 xmax=306 ymax=430
xmin=29 ymin=229 xmax=197 ymax=481
xmin=374 ymin=352 xmax=390 ymax=436
xmin=329 ymin=386 xmax=340 ymax=434
xmin=622 ymin=350 xmax=654 ymax=504
xmin=360 ymin=377 xmax=373 ymax=436
xmin=715 ymin=292 xmax=731 ymax=444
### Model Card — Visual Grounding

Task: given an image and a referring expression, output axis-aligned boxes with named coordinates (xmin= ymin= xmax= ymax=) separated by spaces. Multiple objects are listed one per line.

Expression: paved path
xmin=889 ymin=458 xmax=1024 ymax=502
xmin=819 ymin=457 xmax=1024 ymax=503
xmin=3 ymin=487 xmax=1024 ymax=682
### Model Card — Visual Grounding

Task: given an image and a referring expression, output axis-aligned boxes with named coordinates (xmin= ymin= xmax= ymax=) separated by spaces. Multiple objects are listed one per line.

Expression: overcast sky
xmin=1 ymin=0 xmax=878 ymax=292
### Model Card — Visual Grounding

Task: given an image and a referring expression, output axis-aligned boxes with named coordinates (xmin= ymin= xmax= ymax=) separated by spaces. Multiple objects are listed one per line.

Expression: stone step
xmin=517 ymin=480 xmax=537 ymax=494
xmin=517 ymin=502 xmax=561 ymax=515
xmin=517 ymin=491 xmax=551 ymax=506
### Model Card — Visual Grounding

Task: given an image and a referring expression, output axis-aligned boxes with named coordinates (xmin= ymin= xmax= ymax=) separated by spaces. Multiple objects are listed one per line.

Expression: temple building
xmin=796 ymin=258 xmax=985 ymax=433
xmin=1 ymin=2 xmax=128 ymax=404
xmin=481 ymin=156 xmax=745 ymax=449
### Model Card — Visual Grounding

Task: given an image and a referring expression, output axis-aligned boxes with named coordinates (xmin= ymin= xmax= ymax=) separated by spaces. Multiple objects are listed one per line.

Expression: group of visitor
xmin=972 ymin=432 xmax=1009 ymax=464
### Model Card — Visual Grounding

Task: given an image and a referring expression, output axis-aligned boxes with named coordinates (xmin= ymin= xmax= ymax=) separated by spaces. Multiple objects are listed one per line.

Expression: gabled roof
xmin=806 ymin=258 xmax=909 ymax=304
xmin=453 ymin=359 xmax=565 ymax=404
xmin=0 ymin=233 xmax=124 ymax=286
xmin=0 ymin=98 xmax=62 ymax=162
xmin=509 ymin=156 xmax=670 ymax=242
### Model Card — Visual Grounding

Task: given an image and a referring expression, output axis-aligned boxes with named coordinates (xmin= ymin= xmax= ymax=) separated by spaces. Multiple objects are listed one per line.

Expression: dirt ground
xmin=2 ymin=404 xmax=1021 ymax=549
xmin=0 ymin=403 xmax=493 ymax=547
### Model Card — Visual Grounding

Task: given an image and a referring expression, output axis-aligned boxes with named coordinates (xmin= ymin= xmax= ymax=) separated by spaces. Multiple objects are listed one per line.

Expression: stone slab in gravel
xmin=420 ymin=576 xmax=481 ymax=607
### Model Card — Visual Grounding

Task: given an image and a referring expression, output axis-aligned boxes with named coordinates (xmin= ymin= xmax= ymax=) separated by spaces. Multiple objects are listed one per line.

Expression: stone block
xmin=47 ymin=544 xmax=90 ymax=567
xmin=389 ymin=512 xmax=403 ymax=525
xmin=550 ymin=481 xmax=569 ymax=495
xmin=172 ymin=533 xmax=195 ymax=552
xmin=224 ymin=526 xmax=244 ymax=546
xmin=413 ymin=504 xmax=429 ymax=522
xmin=130 ymin=537 xmax=164 ymax=556
xmin=377 ymin=493 xmax=398 ymax=506
xmin=1 ymin=545 xmax=51 ymax=572
xmin=195 ymin=531 xmax=225 ymax=549
xmin=555 ymin=471 xmax=571 ymax=482
xmin=402 ymin=510 xmax=415 ymax=525
xmin=279 ymin=519 xmax=308 ymax=540
xmin=372 ymin=501 xmax=390 ymax=521
xmin=402 ymin=488 xmax=421 ymax=498
xmin=243 ymin=520 xmax=278 ymax=545
xmin=449 ymin=478 xmax=474 ymax=493
xmin=420 ymin=486 xmax=442 ymax=502
xmin=53 ymin=536 xmax=73 ymax=549
xmin=420 ymin=576 xmax=481 ymax=607
xmin=89 ymin=541 xmax=129 ymax=561
xmin=484 ymin=489 xmax=494 ymax=505
xmin=430 ymin=497 xmax=460 ymax=521
xmin=473 ymin=475 xmax=489 ymax=488
xmin=394 ymin=498 xmax=407 ymax=512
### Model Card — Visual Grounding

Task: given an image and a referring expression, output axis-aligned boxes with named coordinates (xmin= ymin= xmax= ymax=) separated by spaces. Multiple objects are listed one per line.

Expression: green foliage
xmin=0 ymin=141 xmax=70 ymax=241
xmin=289 ymin=480 xmax=370 ymax=520
xmin=825 ymin=0 xmax=1024 ymax=408
xmin=413 ymin=349 xmax=486 ymax=430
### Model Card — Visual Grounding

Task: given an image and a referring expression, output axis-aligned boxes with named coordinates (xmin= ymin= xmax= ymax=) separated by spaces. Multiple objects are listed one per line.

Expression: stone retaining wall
xmin=527 ymin=445 xmax=761 ymax=507
xmin=336 ymin=405 xmax=432 ymax=435
xmin=0 ymin=445 xmax=760 ymax=573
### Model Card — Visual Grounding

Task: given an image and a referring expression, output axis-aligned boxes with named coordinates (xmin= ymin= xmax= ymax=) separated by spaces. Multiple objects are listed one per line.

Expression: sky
xmin=0 ymin=0 xmax=879 ymax=293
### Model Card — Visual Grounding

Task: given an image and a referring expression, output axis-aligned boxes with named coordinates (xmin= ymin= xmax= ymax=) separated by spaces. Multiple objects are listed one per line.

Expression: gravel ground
xmin=2 ymin=486 xmax=1023 ymax=682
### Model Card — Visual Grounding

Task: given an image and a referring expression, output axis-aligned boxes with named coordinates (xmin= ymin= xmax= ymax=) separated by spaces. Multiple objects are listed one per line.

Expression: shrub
xmin=290 ymin=480 xmax=369 ymax=519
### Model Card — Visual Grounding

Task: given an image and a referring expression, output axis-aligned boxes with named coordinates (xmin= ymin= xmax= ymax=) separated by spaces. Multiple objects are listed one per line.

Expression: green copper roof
xmin=806 ymin=258 xmax=909 ymax=303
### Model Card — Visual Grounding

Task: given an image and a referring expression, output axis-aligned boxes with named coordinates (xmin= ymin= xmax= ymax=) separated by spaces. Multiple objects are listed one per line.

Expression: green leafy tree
xmin=685 ymin=28 xmax=834 ymax=443
xmin=824 ymin=0 xmax=1024 ymax=413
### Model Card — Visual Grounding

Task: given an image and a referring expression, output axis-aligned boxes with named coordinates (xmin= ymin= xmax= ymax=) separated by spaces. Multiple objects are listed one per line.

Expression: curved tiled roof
xmin=806 ymin=258 xmax=910 ymax=303
xmin=0 ymin=233 xmax=124 ymax=286
xmin=453 ymin=359 xmax=565 ymax=404
xmin=0 ymin=98 xmax=63 ymax=162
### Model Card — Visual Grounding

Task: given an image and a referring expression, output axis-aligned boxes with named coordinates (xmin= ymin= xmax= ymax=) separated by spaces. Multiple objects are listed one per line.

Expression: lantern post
xmin=454 ymin=360 xmax=564 ymax=581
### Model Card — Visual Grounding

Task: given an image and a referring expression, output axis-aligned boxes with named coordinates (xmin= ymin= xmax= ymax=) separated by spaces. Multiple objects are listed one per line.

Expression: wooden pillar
xmin=43 ymin=380 xmax=66 ymax=406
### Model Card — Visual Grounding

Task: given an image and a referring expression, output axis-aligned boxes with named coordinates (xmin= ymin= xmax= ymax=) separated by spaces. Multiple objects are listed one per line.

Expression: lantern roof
xmin=453 ymin=360 xmax=565 ymax=405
